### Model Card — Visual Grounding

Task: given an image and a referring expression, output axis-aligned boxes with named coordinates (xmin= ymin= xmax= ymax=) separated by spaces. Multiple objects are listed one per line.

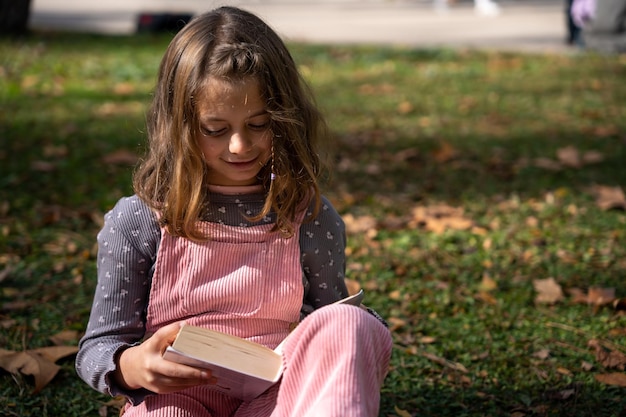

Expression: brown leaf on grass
xmin=567 ymin=287 xmax=589 ymax=304
xmin=394 ymin=406 xmax=413 ymax=417
xmin=409 ymin=204 xmax=473 ymax=234
xmin=43 ymin=144 xmax=68 ymax=158
xmin=568 ymin=287 xmax=616 ymax=307
xmin=342 ymin=213 xmax=375 ymax=233
xmin=556 ymin=146 xmax=603 ymax=168
xmin=432 ymin=142 xmax=458 ymax=163
xmin=0 ymin=345 xmax=78 ymax=392
xmin=100 ymin=396 xmax=127 ymax=417
xmin=533 ymin=278 xmax=564 ymax=304
xmin=358 ymin=83 xmax=395 ymax=96
xmin=526 ymin=147 xmax=604 ymax=172
xmin=102 ymin=149 xmax=139 ymax=166
xmin=587 ymin=287 xmax=616 ymax=307
xmin=479 ymin=275 xmax=498 ymax=292
xmin=95 ymin=101 xmax=145 ymax=117
xmin=0 ymin=345 xmax=77 ymax=393
xmin=595 ymin=373 xmax=626 ymax=387
xmin=588 ymin=339 xmax=626 ymax=370
xmin=419 ymin=336 xmax=437 ymax=344
xmin=421 ymin=351 xmax=468 ymax=373
xmin=31 ymin=345 xmax=79 ymax=363
xmin=387 ymin=317 xmax=407 ymax=332
xmin=342 ymin=213 xmax=378 ymax=239
xmin=533 ymin=157 xmax=562 ymax=171
xmin=397 ymin=101 xmax=414 ymax=115
xmin=113 ymin=82 xmax=135 ymax=95
xmin=557 ymin=146 xmax=582 ymax=168
xmin=0 ymin=265 xmax=13 ymax=283
xmin=587 ymin=185 xmax=626 ymax=211
xmin=344 ymin=278 xmax=361 ymax=296
xmin=31 ymin=160 xmax=57 ymax=172
xmin=0 ymin=349 xmax=59 ymax=393
xmin=582 ymin=150 xmax=604 ymax=164
xmin=475 ymin=291 xmax=497 ymax=305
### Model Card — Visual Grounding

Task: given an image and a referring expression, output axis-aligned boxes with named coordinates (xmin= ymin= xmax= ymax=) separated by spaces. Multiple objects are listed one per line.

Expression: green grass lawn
xmin=1 ymin=32 xmax=625 ymax=416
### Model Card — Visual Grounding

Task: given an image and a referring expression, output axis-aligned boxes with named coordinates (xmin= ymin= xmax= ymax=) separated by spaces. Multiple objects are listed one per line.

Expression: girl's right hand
xmin=113 ymin=321 xmax=217 ymax=393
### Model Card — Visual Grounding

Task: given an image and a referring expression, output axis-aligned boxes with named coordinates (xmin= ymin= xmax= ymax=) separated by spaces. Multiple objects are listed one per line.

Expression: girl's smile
xmin=195 ymin=77 xmax=272 ymax=187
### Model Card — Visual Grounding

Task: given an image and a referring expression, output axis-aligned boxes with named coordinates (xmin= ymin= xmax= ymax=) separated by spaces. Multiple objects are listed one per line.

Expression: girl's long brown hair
xmin=133 ymin=6 xmax=329 ymax=240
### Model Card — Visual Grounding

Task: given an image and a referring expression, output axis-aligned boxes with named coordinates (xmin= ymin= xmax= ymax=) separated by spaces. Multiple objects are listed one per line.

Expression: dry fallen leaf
xmin=568 ymin=287 xmax=616 ymax=309
xmin=387 ymin=317 xmax=407 ymax=332
xmin=533 ymin=157 xmax=562 ymax=171
xmin=49 ymin=330 xmax=81 ymax=346
xmin=394 ymin=405 xmax=413 ymax=417
xmin=479 ymin=275 xmax=498 ymax=292
xmin=0 ymin=345 xmax=78 ymax=393
xmin=557 ymin=146 xmax=582 ymax=168
xmin=409 ymin=204 xmax=473 ymax=234
xmin=582 ymin=150 xmax=604 ymax=164
xmin=587 ymin=287 xmax=616 ymax=307
xmin=342 ymin=213 xmax=378 ymax=235
xmin=533 ymin=277 xmax=564 ymax=304
xmin=588 ymin=185 xmax=626 ymax=211
xmin=588 ymin=339 xmax=626 ymax=370
xmin=31 ymin=345 xmax=80 ymax=363
xmin=101 ymin=149 xmax=139 ymax=166
xmin=344 ymin=278 xmax=361 ymax=296
xmin=568 ymin=287 xmax=589 ymax=304
xmin=100 ymin=396 xmax=127 ymax=417
xmin=432 ymin=142 xmax=458 ymax=163
xmin=595 ymin=373 xmax=626 ymax=387
xmin=419 ymin=336 xmax=437 ymax=344
xmin=533 ymin=349 xmax=550 ymax=360
xmin=421 ymin=351 xmax=468 ymax=373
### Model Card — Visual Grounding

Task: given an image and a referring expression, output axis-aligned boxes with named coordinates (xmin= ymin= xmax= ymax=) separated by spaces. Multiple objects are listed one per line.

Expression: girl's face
xmin=195 ymin=77 xmax=272 ymax=187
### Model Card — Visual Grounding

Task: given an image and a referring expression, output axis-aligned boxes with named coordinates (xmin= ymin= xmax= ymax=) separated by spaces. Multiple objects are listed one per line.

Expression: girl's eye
xmin=201 ymin=127 xmax=226 ymax=137
xmin=248 ymin=122 xmax=269 ymax=131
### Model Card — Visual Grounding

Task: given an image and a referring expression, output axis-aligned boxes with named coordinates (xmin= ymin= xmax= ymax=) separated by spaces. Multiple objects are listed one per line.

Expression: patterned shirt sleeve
xmin=299 ymin=196 xmax=349 ymax=312
xmin=75 ymin=196 xmax=159 ymax=403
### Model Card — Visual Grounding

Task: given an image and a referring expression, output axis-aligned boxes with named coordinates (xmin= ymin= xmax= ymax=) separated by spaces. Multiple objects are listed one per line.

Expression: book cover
xmin=163 ymin=289 xmax=364 ymax=401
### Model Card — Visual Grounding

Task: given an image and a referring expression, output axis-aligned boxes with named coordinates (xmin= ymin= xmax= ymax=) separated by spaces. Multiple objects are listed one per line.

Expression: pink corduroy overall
xmin=122 ymin=218 xmax=392 ymax=417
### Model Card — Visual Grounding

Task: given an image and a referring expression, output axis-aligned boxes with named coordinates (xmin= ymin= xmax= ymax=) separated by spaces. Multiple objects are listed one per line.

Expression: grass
xmin=1 ymin=31 xmax=626 ymax=417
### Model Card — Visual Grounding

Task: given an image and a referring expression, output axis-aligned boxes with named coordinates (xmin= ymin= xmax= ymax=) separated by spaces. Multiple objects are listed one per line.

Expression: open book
xmin=163 ymin=290 xmax=364 ymax=401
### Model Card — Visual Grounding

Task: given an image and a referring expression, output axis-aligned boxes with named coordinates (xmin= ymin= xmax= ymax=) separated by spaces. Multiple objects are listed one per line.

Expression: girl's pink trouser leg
xmin=270 ymin=304 xmax=392 ymax=417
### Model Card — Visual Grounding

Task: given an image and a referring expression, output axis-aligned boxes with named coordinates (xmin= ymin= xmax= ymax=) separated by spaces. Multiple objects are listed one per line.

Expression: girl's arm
xmin=299 ymin=196 xmax=350 ymax=311
xmin=300 ymin=196 xmax=389 ymax=327
xmin=75 ymin=196 xmax=159 ymax=403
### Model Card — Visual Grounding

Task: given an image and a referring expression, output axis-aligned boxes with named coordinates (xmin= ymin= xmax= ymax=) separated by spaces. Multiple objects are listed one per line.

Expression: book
xmin=163 ymin=290 xmax=364 ymax=401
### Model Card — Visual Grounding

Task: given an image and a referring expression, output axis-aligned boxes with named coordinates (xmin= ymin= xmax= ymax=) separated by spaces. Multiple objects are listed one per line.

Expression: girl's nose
xmin=229 ymin=131 xmax=252 ymax=154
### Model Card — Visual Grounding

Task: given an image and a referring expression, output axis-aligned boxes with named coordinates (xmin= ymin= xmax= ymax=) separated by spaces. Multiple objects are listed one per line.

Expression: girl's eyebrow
xmin=198 ymin=109 xmax=269 ymax=123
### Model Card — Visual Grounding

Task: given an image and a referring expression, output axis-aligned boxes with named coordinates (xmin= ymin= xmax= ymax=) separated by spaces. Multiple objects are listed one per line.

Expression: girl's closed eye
xmin=200 ymin=125 xmax=227 ymax=137
xmin=247 ymin=117 xmax=270 ymax=131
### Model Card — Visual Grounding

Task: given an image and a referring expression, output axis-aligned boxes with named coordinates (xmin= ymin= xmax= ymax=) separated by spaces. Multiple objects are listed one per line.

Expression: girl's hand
xmin=113 ymin=321 xmax=216 ymax=393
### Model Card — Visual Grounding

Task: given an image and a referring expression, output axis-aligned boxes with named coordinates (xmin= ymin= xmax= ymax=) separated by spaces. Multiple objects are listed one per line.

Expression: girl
xmin=76 ymin=6 xmax=392 ymax=417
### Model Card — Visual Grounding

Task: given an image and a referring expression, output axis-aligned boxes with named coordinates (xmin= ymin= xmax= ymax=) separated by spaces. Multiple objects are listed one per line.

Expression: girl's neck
xmin=207 ymin=184 xmax=264 ymax=195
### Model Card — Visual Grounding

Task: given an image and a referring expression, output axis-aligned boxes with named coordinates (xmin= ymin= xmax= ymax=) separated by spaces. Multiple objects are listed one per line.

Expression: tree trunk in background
xmin=0 ymin=0 xmax=32 ymax=35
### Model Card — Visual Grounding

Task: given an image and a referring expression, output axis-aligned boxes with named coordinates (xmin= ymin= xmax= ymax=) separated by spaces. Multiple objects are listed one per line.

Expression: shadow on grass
xmin=380 ymin=380 xmax=626 ymax=417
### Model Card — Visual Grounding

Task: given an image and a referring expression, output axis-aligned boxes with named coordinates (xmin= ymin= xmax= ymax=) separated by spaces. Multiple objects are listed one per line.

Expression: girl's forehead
xmin=195 ymin=77 xmax=266 ymax=115
xmin=199 ymin=77 xmax=260 ymax=99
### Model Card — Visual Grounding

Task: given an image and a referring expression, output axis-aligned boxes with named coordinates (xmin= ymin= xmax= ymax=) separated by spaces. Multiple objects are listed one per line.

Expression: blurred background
xmin=4 ymin=0 xmax=577 ymax=53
